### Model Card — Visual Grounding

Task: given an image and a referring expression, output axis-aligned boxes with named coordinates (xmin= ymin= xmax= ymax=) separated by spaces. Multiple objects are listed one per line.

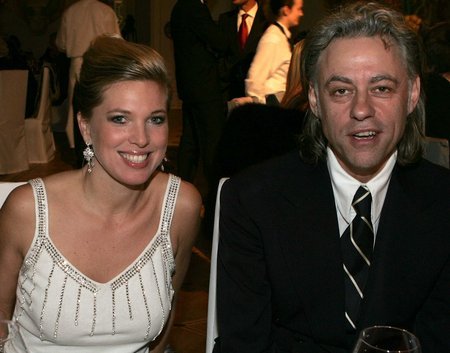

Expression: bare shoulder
xmin=171 ymin=178 xmax=202 ymax=248
xmin=176 ymin=179 xmax=203 ymax=214
xmin=0 ymin=182 xmax=35 ymax=220
xmin=0 ymin=182 xmax=36 ymax=253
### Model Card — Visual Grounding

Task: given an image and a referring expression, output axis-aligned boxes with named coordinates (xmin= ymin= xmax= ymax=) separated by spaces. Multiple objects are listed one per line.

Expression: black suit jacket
xmin=218 ymin=4 xmax=268 ymax=100
xmin=424 ymin=73 xmax=450 ymax=144
xmin=216 ymin=151 xmax=450 ymax=353
xmin=170 ymin=0 xmax=227 ymax=103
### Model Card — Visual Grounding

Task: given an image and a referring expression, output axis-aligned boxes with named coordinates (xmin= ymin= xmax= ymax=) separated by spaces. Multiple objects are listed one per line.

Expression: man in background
xmin=218 ymin=0 xmax=267 ymax=100
xmin=56 ymin=0 xmax=121 ymax=151
xmin=170 ymin=0 xmax=227 ymax=199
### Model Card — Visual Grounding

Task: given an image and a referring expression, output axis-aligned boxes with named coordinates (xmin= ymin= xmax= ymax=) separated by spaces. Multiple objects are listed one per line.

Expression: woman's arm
xmin=0 ymin=185 xmax=34 ymax=321
xmin=149 ymin=180 xmax=202 ymax=353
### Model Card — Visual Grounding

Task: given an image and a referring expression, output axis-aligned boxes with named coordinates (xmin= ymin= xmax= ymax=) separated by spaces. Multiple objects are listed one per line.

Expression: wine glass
xmin=352 ymin=326 xmax=421 ymax=353
xmin=0 ymin=320 xmax=19 ymax=353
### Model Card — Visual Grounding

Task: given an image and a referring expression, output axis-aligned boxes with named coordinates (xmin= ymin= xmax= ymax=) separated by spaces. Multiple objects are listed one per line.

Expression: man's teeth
xmin=122 ymin=153 xmax=148 ymax=163
xmin=354 ymin=131 xmax=376 ymax=138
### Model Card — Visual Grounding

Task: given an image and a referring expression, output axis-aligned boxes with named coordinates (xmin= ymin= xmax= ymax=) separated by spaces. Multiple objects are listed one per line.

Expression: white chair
xmin=0 ymin=182 xmax=27 ymax=208
xmin=206 ymin=177 xmax=229 ymax=353
xmin=25 ymin=65 xmax=56 ymax=164
xmin=424 ymin=136 xmax=449 ymax=169
xmin=0 ymin=70 xmax=30 ymax=174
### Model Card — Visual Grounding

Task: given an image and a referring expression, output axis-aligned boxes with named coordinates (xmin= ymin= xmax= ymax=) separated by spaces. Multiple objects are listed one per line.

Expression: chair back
xmin=424 ymin=136 xmax=449 ymax=169
xmin=0 ymin=70 xmax=30 ymax=174
xmin=25 ymin=65 xmax=56 ymax=163
xmin=0 ymin=182 xmax=26 ymax=208
xmin=206 ymin=177 xmax=229 ymax=353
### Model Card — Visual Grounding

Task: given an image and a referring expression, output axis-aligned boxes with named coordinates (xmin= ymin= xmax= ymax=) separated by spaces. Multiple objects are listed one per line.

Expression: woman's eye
xmin=110 ymin=115 xmax=127 ymax=124
xmin=150 ymin=115 xmax=166 ymax=125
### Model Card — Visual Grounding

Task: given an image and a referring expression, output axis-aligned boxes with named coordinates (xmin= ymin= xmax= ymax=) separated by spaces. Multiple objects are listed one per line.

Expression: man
xmin=218 ymin=0 xmax=268 ymax=100
xmin=215 ymin=2 xmax=450 ymax=353
xmin=56 ymin=0 xmax=121 ymax=149
xmin=170 ymin=0 xmax=227 ymax=192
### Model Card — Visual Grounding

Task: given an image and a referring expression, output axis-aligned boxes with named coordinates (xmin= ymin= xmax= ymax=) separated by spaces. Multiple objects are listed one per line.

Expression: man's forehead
xmin=315 ymin=36 xmax=406 ymax=77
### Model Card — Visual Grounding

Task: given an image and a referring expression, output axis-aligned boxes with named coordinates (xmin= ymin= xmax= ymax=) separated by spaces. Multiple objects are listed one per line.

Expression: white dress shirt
xmin=327 ymin=147 xmax=397 ymax=239
xmin=245 ymin=22 xmax=291 ymax=104
xmin=237 ymin=2 xmax=258 ymax=33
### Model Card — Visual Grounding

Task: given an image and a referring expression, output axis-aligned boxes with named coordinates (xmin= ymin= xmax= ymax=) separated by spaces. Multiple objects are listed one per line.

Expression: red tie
xmin=238 ymin=13 xmax=249 ymax=50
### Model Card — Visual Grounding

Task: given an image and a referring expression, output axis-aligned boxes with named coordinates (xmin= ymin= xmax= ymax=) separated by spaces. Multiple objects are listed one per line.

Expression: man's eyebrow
xmin=324 ymin=75 xmax=400 ymax=85
xmin=370 ymin=75 xmax=399 ymax=85
xmin=325 ymin=75 xmax=352 ymax=86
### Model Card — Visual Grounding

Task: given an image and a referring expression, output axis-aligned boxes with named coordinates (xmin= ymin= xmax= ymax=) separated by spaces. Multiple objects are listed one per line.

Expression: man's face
xmin=232 ymin=0 xmax=255 ymax=8
xmin=308 ymin=36 xmax=420 ymax=182
xmin=285 ymin=0 xmax=304 ymax=28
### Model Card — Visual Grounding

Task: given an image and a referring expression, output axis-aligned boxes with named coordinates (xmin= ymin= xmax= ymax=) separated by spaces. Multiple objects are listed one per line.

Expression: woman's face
xmin=79 ymin=80 xmax=169 ymax=186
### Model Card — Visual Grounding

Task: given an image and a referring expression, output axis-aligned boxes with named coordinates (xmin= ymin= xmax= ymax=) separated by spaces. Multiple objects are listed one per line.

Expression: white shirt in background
xmin=245 ymin=22 xmax=291 ymax=104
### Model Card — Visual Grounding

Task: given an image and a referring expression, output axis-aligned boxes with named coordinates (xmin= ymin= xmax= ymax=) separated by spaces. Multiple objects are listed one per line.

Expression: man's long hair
xmin=299 ymin=1 xmax=426 ymax=166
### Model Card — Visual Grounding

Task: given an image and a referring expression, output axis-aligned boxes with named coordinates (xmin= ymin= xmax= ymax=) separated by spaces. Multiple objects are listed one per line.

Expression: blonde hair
xmin=75 ymin=35 xmax=170 ymax=119
xmin=280 ymin=40 xmax=308 ymax=110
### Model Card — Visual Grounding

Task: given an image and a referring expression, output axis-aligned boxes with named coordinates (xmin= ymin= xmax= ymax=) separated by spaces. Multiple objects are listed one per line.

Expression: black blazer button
xmin=294 ymin=334 xmax=304 ymax=343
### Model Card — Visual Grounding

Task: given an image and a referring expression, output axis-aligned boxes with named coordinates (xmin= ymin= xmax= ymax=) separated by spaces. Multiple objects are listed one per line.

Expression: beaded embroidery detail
xmin=18 ymin=175 xmax=180 ymax=341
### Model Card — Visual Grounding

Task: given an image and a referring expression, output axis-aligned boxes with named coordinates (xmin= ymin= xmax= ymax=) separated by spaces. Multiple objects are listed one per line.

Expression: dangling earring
xmin=160 ymin=156 xmax=168 ymax=172
xmin=83 ymin=143 xmax=95 ymax=173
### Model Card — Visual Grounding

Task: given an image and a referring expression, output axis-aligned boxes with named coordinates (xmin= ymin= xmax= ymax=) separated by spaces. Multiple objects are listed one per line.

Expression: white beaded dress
xmin=6 ymin=174 xmax=180 ymax=353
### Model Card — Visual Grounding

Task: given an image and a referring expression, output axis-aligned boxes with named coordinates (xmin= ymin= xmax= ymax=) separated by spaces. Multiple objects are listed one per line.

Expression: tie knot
xmin=352 ymin=186 xmax=372 ymax=218
xmin=242 ymin=13 xmax=249 ymax=21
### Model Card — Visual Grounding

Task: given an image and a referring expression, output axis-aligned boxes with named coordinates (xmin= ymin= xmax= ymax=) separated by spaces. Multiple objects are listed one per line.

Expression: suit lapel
xmin=276 ymin=160 xmax=348 ymax=341
xmin=244 ymin=6 xmax=266 ymax=53
xmin=359 ymin=165 xmax=430 ymax=328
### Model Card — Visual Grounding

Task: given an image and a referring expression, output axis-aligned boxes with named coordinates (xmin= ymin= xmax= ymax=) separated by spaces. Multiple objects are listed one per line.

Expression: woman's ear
xmin=77 ymin=112 xmax=91 ymax=144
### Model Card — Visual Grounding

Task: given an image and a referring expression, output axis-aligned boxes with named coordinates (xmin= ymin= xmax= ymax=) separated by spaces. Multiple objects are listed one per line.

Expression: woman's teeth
xmin=121 ymin=153 xmax=148 ymax=163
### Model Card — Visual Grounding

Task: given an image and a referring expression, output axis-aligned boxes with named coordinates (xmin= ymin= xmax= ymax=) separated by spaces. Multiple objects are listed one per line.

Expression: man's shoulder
xmin=394 ymin=159 xmax=450 ymax=201
xmin=228 ymin=151 xmax=318 ymax=192
xmin=65 ymin=0 xmax=111 ymax=12
xmin=218 ymin=8 xmax=238 ymax=24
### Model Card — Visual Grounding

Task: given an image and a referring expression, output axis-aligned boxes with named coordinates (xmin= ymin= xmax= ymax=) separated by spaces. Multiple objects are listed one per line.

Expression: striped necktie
xmin=341 ymin=185 xmax=374 ymax=330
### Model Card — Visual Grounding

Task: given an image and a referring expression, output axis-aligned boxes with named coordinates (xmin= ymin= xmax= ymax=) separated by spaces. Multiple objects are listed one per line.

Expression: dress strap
xmin=159 ymin=174 xmax=181 ymax=275
xmin=28 ymin=178 xmax=49 ymax=258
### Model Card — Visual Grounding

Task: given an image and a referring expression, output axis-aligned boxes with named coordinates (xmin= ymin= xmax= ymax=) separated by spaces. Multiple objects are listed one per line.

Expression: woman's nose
xmin=129 ymin=123 xmax=149 ymax=147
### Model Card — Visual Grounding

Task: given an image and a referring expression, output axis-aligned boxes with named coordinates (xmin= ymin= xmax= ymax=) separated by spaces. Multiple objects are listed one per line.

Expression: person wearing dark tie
xmin=233 ymin=0 xmax=303 ymax=105
xmin=215 ymin=2 xmax=450 ymax=353
xmin=218 ymin=0 xmax=268 ymax=101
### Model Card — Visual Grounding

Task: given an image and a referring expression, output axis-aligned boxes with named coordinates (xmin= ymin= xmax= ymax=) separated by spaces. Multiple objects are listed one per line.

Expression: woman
xmin=0 ymin=36 xmax=202 ymax=352
xmin=280 ymin=39 xmax=308 ymax=111
xmin=235 ymin=0 xmax=304 ymax=105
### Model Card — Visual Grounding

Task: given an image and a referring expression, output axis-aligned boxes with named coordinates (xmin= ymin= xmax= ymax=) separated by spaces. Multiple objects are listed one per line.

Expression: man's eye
xmin=375 ymin=86 xmax=391 ymax=93
xmin=333 ymin=88 xmax=348 ymax=96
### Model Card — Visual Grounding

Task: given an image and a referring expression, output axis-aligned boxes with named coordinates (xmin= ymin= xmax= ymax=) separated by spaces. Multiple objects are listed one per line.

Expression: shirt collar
xmin=275 ymin=21 xmax=291 ymax=39
xmin=327 ymin=147 xmax=397 ymax=228
xmin=238 ymin=2 xmax=258 ymax=18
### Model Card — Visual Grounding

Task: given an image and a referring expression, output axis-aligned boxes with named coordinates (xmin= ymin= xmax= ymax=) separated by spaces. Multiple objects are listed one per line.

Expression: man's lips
xmin=352 ymin=131 xmax=377 ymax=139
